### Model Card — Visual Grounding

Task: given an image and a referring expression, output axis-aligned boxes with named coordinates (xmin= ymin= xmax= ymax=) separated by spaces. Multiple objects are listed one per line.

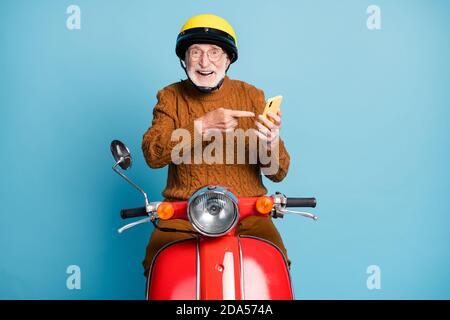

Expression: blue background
xmin=1 ymin=0 xmax=449 ymax=299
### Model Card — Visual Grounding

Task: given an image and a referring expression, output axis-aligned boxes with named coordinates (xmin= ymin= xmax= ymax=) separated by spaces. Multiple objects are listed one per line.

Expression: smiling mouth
xmin=197 ymin=71 xmax=214 ymax=76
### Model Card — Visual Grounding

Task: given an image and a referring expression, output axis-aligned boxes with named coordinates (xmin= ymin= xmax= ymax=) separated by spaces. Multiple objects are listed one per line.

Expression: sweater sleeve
xmin=142 ymin=89 xmax=201 ymax=168
xmin=260 ymin=139 xmax=291 ymax=182
xmin=251 ymin=87 xmax=291 ymax=182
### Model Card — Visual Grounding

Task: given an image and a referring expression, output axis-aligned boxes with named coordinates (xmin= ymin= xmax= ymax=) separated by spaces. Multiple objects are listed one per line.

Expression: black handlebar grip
xmin=286 ymin=197 xmax=317 ymax=208
xmin=120 ymin=207 xmax=148 ymax=219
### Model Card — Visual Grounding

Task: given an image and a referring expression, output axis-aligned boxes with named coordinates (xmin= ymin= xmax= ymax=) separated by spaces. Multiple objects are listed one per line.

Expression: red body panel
xmin=240 ymin=237 xmax=293 ymax=299
xmin=147 ymin=240 xmax=197 ymax=300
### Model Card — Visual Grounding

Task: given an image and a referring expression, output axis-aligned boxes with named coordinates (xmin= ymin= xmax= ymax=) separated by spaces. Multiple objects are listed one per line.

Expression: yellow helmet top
xmin=176 ymin=14 xmax=238 ymax=63
xmin=179 ymin=14 xmax=237 ymax=48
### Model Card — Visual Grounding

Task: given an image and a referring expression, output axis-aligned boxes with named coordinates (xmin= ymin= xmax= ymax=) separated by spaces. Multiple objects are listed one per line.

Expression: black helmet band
xmin=176 ymin=27 xmax=238 ymax=63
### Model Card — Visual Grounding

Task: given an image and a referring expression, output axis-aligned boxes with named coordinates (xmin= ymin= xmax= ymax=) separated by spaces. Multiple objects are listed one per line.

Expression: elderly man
xmin=141 ymin=14 xmax=290 ymax=277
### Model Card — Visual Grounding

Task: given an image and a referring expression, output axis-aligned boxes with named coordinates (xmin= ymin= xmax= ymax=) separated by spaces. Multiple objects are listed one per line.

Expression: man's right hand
xmin=195 ymin=108 xmax=255 ymax=134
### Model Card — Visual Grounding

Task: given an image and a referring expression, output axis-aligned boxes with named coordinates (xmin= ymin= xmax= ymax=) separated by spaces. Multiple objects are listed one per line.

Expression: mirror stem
xmin=112 ymin=158 xmax=150 ymax=208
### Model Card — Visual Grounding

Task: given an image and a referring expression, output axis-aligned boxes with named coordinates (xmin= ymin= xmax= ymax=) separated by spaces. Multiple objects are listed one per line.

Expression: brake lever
xmin=117 ymin=212 xmax=157 ymax=234
xmin=280 ymin=209 xmax=318 ymax=221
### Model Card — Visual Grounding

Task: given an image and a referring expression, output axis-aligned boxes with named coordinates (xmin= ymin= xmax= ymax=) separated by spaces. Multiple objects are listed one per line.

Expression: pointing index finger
xmin=228 ymin=110 xmax=255 ymax=118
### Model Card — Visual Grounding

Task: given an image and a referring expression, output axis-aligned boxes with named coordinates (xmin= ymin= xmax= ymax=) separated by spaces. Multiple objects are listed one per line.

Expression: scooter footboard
xmin=239 ymin=236 xmax=293 ymax=300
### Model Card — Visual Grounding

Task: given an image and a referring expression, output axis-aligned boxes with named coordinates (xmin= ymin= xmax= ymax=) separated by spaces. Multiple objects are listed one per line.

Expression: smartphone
xmin=262 ymin=95 xmax=283 ymax=120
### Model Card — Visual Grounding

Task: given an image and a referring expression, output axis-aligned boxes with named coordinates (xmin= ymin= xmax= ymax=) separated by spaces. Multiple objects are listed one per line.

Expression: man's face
xmin=185 ymin=43 xmax=231 ymax=89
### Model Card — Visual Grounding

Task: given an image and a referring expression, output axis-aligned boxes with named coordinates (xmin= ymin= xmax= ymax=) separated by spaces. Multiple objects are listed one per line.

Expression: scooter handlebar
xmin=119 ymin=196 xmax=316 ymax=220
xmin=286 ymin=197 xmax=317 ymax=208
xmin=120 ymin=207 xmax=148 ymax=219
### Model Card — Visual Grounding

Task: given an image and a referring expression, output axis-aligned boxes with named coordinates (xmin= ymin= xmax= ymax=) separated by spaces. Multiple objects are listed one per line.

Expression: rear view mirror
xmin=110 ymin=140 xmax=132 ymax=170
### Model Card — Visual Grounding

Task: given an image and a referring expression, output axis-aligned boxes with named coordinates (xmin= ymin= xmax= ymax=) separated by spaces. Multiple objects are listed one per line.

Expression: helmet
xmin=176 ymin=14 xmax=238 ymax=63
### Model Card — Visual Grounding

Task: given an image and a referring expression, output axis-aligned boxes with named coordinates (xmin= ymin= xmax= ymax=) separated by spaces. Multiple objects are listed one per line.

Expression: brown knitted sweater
xmin=141 ymin=76 xmax=290 ymax=201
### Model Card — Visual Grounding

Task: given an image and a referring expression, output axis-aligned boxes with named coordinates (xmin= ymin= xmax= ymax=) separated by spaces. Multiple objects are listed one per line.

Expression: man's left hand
xmin=254 ymin=110 xmax=282 ymax=151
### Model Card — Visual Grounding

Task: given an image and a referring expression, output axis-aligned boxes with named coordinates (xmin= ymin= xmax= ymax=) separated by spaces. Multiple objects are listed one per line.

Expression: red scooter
xmin=111 ymin=140 xmax=318 ymax=300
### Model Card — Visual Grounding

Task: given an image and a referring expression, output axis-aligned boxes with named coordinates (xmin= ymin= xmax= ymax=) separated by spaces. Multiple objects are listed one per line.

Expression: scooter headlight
xmin=188 ymin=186 xmax=239 ymax=237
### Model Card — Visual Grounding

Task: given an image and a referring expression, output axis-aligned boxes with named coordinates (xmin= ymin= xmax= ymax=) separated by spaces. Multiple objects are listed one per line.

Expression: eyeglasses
xmin=187 ymin=47 xmax=225 ymax=62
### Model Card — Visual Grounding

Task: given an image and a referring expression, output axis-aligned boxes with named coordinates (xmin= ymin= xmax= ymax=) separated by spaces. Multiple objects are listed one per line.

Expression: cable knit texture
xmin=142 ymin=76 xmax=290 ymax=201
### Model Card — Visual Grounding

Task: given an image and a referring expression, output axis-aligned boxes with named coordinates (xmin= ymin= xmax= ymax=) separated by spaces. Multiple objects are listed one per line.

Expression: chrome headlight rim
xmin=187 ymin=185 xmax=239 ymax=237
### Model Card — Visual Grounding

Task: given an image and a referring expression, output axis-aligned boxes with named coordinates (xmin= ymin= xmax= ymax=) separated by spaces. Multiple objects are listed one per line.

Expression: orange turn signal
xmin=157 ymin=202 xmax=174 ymax=220
xmin=256 ymin=196 xmax=274 ymax=215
